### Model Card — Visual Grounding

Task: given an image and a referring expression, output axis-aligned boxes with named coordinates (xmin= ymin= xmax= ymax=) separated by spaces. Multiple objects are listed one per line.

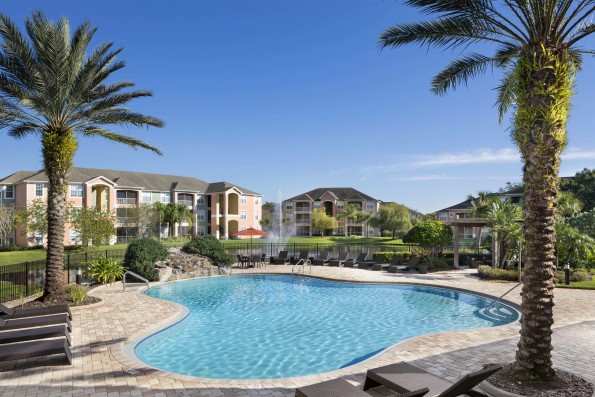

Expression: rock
xmin=154 ymin=250 xmax=227 ymax=282
xmin=157 ymin=266 xmax=172 ymax=282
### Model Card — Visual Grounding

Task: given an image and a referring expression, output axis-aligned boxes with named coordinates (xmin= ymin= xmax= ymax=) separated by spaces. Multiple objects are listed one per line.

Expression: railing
xmin=292 ymin=259 xmax=311 ymax=275
xmin=116 ymin=198 xmax=137 ymax=205
xmin=123 ymin=271 xmax=149 ymax=292
xmin=177 ymin=200 xmax=193 ymax=206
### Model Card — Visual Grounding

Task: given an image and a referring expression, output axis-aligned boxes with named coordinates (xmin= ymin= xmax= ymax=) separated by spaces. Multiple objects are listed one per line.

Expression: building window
xmin=160 ymin=192 xmax=171 ymax=203
xmin=69 ymin=229 xmax=81 ymax=245
xmin=255 ymin=197 xmax=259 ymax=205
xmin=366 ymin=201 xmax=375 ymax=211
xmin=70 ymin=184 xmax=84 ymax=198
xmin=35 ymin=183 xmax=43 ymax=197
xmin=255 ymin=211 xmax=259 ymax=221
xmin=286 ymin=203 xmax=293 ymax=210
xmin=3 ymin=185 xmax=14 ymax=199
xmin=285 ymin=226 xmax=293 ymax=235
xmin=34 ymin=231 xmax=44 ymax=246
xmin=142 ymin=192 xmax=152 ymax=203
xmin=177 ymin=193 xmax=193 ymax=206
xmin=336 ymin=227 xmax=344 ymax=235
xmin=179 ymin=225 xmax=189 ymax=236
xmin=286 ymin=214 xmax=293 ymax=222
xmin=70 ymin=206 xmax=82 ymax=221
xmin=240 ymin=211 xmax=246 ymax=220
xmin=197 ymin=195 xmax=205 ymax=205
xmin=368 ymin=227 xmax=374 ymax=236
xmin=198 ymin=226 xmax=206 ymax=236
xmin=337 ymin=201 xmax=344 ymax=210
xmin=197 ymin=210 xmax=206 ymax=221
xmin=241 ymin=194 xmax=247 ymax=204
xmin=438 ymin=212 xmax=448 ymax=222
xmin=313 ymin=202 xmax=321 ymax=208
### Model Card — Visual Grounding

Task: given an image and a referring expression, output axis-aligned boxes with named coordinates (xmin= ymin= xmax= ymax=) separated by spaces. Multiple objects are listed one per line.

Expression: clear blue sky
xmin=2 ymin=1 xmax=595 ymax=213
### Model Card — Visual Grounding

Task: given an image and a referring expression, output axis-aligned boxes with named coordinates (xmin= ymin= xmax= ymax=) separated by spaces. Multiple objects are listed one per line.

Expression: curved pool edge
xmin=112 ymin=273 xmax=521 ymax=385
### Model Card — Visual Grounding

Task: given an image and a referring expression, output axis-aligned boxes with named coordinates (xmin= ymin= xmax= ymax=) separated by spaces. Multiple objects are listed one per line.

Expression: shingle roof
xmin=435 ymin=199 xmax=473 ymax=212
xmin=205 ymin=181 xmax=260 ymax=195
xmin=0 ymin=171 xmax=38 ymax=184
xmin=286 ymin=188 xmax=377 ymax=202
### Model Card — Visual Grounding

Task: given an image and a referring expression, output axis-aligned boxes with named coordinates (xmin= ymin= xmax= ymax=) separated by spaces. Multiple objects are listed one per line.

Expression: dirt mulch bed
xmin=487 ymin=363 xmax=594 ymax=397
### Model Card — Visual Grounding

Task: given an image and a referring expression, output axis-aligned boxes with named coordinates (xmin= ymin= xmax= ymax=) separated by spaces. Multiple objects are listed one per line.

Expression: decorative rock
xmin=156 ymin=266 xmax=172 ymax=283
xmin=154 ymin=249 xmax=227 ymax=282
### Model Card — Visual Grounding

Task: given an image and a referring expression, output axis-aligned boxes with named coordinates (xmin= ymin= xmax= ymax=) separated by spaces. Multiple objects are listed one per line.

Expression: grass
xmin=556 ymin=276 xmax=595 ymax=290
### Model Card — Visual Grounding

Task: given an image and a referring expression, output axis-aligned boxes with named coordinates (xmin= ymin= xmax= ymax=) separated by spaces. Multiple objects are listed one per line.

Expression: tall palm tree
xmin=0 ymin=12 xmax=164 ymax=301
xmin=467 ymin=191 xmax=498 ymax=249
xmin=338 ymin=203 xmax=362 ymax=236
xmin=380 ymin=0 xmax=595 ymax=381
xmin=486 ymin=199 xmax=523 ymax=265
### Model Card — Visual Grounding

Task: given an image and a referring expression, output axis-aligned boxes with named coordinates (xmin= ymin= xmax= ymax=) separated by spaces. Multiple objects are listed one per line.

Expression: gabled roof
xmin=0 ymin=171 xmax=38 ymax=184
xmin=205 ymin=181 xmax=260 ymax=195
xmin=436 ymin=199 xmax=473 ymax=212
xmin=285 ymin=187 xmax=377 ymax=202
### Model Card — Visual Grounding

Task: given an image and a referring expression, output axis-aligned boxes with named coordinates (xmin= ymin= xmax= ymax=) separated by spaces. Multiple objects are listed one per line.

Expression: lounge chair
xmin=0 ymin=324 xmax=71 ymax=346
xmin=295 ymin=377 xmax=428 ymax=397
xmin=328 ymin=251 xmax=348 ymax=267
xmin=0 ymin=302 xmax=72 ymax=320
xmin=348 ymin=253 xmax=368 ymax=268
xmin=297 ymin=250 xmax=310 ymax=262
xmin=373 ymin=254 xmax=402 ymax=271
xmin=273 ymin=250 xmax=289 ymax=265
xmin=0 ymin=338 xmax=72 ymax=365
xmin=405 ymin=256 xmax=421 ymax=271
xmin=364 ymin=362 xmax=502 ymax=397
xmin=0 ymin=313 xmax=72 ymax=332
xmin=384 ymin=255 xmax=407 ymax=273
xmin=313 ymin=251 xmax=330 ymax=266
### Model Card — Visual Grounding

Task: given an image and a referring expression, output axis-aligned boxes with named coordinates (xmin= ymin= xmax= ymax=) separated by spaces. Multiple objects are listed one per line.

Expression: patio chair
xmin=260 ymin=253 xmax=267 ymax=267
xmin=313 ymin=251 xmax=330 ymax=266
xmin=363 ymin=361 xmax=502 ymax=397
xmin=405 ymin=256 xmax=421 ymax=271
xmin=0 ymin=313 xmax=72 ymax=332
xmin=0 ymin=338 xmax=72 ymax=365
xmin=297 ymin=250 xmax=310 ymax=262
xmin=328 ymin=251 xmax=348 ymax=267
xmin=347 ymin=253 xmax=368 ymax=268
xmin=384 ymin=255 xmax=406 ymax=273
xmin=0 ymin=324 xmax=71 ymax=346
xmin=236 ymin=254 xmax=249 ymax=268
xmin=273 ymin=250 xmax=289 ymax=265
xmin=0 ymin=302 xmax=72 ymax=320
xmin=295 ymin=378 xmax=429 ymax=397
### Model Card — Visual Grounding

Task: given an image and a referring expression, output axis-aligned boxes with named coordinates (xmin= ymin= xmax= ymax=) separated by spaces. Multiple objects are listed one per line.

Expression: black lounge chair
xmin=273 ymin=250 xmax=289 ymax=265
xmin=328 ymin=251 xmax=348 ymax=267
xmin=1 ymin=313 xmax=72 ymax=332
xmin=0 ymin=324 xmax=71 ymax=346
xmin=295 ymin=377 xmax=428 ymax=397
xmin=0 ymin=338 xmax=72 ymax=365
xmin=364 ymin=362 xmax=502 ymax=397
xmin=313 ymin=251 xmax=330 ymax=266
xmin=373 ymin=254 xmax=403 ymax=271
xmin=0 ymin=302 xmax=72 ymax=320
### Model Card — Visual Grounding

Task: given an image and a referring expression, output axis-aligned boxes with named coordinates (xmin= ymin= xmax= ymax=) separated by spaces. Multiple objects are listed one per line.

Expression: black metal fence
xmin=0 ymin=249 xmax=126 ymax=303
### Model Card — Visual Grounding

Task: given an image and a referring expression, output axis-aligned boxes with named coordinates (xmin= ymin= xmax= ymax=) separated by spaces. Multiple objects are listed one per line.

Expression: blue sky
xmin=1 ymin=1 xmax=595 ymax=213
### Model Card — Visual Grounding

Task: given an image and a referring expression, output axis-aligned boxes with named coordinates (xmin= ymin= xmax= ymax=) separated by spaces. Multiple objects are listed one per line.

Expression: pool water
xmin=134 ymin=275 xmax=517 ymax=379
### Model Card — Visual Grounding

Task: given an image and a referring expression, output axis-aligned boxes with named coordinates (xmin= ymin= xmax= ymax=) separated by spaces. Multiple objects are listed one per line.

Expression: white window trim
xmin=4 ymin=185 xmax=14 ymax=199
xmin=142 ymin=192 xmax=153 ymax=203
xmin=240 ymin=211 xmax=247 ymax=220
xmin=160 ymin=192 xmax=171 ymax=203
xmin=35 ymin=183 xmax=43 ymax=197
xmin=70 ymin=184 xmax=84 ymax=198
xmin=197 ymin=210 xmax=206 ymax=221
xmin=240 ymin=194 xmax=247 ymax=204
xmin=197 ymin=195 xmax=205 ymax=205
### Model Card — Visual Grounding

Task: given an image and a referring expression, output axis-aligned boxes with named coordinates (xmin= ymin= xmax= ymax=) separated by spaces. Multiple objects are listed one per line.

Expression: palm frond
xmin=7 ymin=122 xmax=41 ymax=138
xmin=567 ymin=22 xmax=595 ymax=46
xmin=496 ymin=70 xmax=517 ymax=123
xmin=78 ymin=126 xmax=162 ymax=155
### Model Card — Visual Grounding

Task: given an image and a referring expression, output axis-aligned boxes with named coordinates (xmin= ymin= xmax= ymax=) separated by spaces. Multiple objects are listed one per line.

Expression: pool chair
xmin=348 ymin=253 xmax=368 ymax=268
xmin=0 ymin=302 xmax=72 ymax=320
xmin=0 ymin=313 xmax=72 ymax=332
xmin=273 ymin=250 xmax=289 ymax=265
xmin=297 ymin=250 xmax=310 ymax=263
xmin=313 ymin=251 xmax=330 ymax=266
xmin=383 ymin=255 xmax=406 ymax=272
xmin=0 ymin=324 xmax=71 ymax=346
xmin=328 ymin=251 xmax=349 ymax=267
xmin=364 ymin=362 xmax=502 ymax=397
xmin=295 ymin=378 xmax=429 ymax=397
xmin=0 ymin=338 xmax=72 ymax=365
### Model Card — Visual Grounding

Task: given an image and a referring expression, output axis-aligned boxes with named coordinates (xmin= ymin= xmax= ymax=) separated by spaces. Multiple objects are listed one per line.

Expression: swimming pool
xmin=132 ymin=275 xmax=518 ymax=379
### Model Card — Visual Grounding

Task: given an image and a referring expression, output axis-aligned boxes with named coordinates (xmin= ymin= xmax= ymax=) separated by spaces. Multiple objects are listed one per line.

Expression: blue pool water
xmin=134 ymin=275 xmax=518 ymax=379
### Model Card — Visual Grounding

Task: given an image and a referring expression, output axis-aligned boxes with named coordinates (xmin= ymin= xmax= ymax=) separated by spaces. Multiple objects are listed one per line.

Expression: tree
xmin=467 ymin=191 xmax=497 ymax=219
xmin=566 ymin=209 xmax=595 ymax=239
xmin=380 ymin=1 xmax=595 ymax=380
xmin=376 ymin=203 xmax=411 ymax=239
xmin=14 ymin=199 xmax=50 ymax=244
xmin=69 ymin=207 xmax=116 ymax=247
xmin=555 ymin=223 xmax=595 ymax=268
xmin=560 ymin=168 xmax=595 ymax=211
xmin=311 ymin=208 xmax=338 ymax=235
xmin=0 ymin=12 xmax=164 ymax=301
xmin=485 ymin=199 xmax=523 ymax=265
xmin=402 ymin=220 xmax=452 ymax=254
xmin=0 ymin=204 xmax=15 ymax=246
xmin=259 ymin=202 xmax=276 ymax=230
xmin=556 ymin=191 xmax=583 ymax=219
xmin=132 ymin=203 xmax=160 ymax=238
xmin=338 ymin=203 xmax=368 ymax=236
xmin=154 ymin=202 xmax=193 ymax=237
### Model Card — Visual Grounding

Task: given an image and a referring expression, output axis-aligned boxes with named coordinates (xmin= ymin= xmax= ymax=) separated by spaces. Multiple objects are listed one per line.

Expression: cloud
xmin=562 ymin=148 xmax=595 ymax=160
xmin=410 ymin=148 xmax=520 ymax=167
xmin=389 ymin=175 xmax=510 ymax=182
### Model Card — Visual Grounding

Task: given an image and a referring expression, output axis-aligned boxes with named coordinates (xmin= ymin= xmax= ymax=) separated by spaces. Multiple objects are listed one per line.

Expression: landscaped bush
xmin=64 ymin=284 xmax=86 ymax=303
xmin=183 ymin=235 xmax=234 ymax=266
xmin=420 ymin=256 xmax=449 ymax=270
xmin=372 ymin=252 xmax=397 ymax=262
xmin=124 ymin=238 xmax=168 ymax=281
xmin=477 ymin=265 xmax=520 ymax=281
xmin=571 ymin=269 xmax=592 ymax=282
xmin=87 ymin=257 xmax=125 ymax=284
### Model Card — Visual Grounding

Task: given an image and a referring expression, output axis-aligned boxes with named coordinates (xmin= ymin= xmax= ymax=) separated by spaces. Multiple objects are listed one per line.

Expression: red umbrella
xmin=232 ymin=228 xmax=268 ymax=255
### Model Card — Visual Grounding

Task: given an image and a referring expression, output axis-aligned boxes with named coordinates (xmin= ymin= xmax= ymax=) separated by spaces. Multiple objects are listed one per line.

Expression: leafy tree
xmin=498 ymin=182 xmax=524 ymax=193
xmin=183 ymin=235 xmax=234 ymax=266
xmin=153 ymin=202 xmax=192 ymax=237
xmin=566 ymin=209 xmax=595 ymax=239
xmin=485 ymin=199 xmax=523 ymax=265
xmin=560 ymin=168 xmax=595 ymax=211
xmin=259 ymin=201 xmax=275 ymax=230
xmin=311 ymin=207 xmax=338 ymax=235
xmin=0 ymin=204 xmax=15 ymax=246
xmin=375 ymin=203 xmax=411 ymax=239
xmin=555 ymin=223 xmax=595 ymax=268
xmin=467 ymin=191 xmax=497 ymax=218
xmin=402 ymin=220 xmax=452 ymax=254
xmin=556 ymin=191 xmax=583 ymax=219
xmin=124 ymin=238 xmax=168 ymax=281
xmin=14 ymin=199 xmax=51 ymax=242
xmin=380 ymin=0 xmax=595 ymax=380
xmin=132 ymin=203 xmax=160 ymax=238
xmin=0 ymin=12 xmax=164 ymax=301
xmin=69 ymin=207 xmax=116 ymax=247
xmin=338 ymin=203 xmax=368 ymax=236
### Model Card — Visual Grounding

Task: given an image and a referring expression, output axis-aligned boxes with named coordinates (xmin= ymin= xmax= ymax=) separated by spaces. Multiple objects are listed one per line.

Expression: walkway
xmin=0 ymin=265 xmax=594 ymax=397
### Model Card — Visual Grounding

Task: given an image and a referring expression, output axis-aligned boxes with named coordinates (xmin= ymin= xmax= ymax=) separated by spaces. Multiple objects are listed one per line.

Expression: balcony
xmin=116 ymin=198 xmax=137 ymax=205
xmin=295 ymin=206 xmax=310 ymax=212
xmin=117 ymin=217 xmax=136 ymax=224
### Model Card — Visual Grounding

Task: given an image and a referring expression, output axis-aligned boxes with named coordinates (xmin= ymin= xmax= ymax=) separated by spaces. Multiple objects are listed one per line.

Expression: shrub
xmin=420 ymin=256 xmax=449 ymax=270
xmin=87 ymin=257 xmax=125 ymax=284
xmin=64 ymin=284 xmax=86 ymax=303
xmin=183 ymin=235 xmax=234 ymax=266
xmin=571 ymin=269 xmax=592 ymax=282
xmin=477 ymin=265 xmax=520 ymax=281
xmin=124 ymin=238 xmax=168 ymax=281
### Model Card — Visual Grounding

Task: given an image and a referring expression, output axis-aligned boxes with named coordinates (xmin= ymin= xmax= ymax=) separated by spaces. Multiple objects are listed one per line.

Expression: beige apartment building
xmin=282 ymin=188 xmax=382 ymax=237
xmin=0 ymin=168 xmax=262 ymax=247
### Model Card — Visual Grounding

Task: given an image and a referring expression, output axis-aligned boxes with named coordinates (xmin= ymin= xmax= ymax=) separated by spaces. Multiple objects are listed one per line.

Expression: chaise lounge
xmin=0 ymin=324 xmax=71 ymax=346
xmin=0 ymin=313 xmax=72 ymax=332
xmin=0 ymin=338 xmax=72 ymax=365
xmin=364 ymin=362 xmax=502 ymax=397
xmin=344 ymin=253 xmax=368 ymax=268
xmin=328 ymin=251 xmax=348 ymax=267
xmin=295 ymin=377 xmax=428 ymax=397
xmin=272 ymin=250 xmax=290 ymax=265
xmin=373 ymin=254 xmax=403 ymax=271
xmin=0 ymin=302 xmax=72 ymax=320
xmin=312 ymin=251 xmax=330 ymax=266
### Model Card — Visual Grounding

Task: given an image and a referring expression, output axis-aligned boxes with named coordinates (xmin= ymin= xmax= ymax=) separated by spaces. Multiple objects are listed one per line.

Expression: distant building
xmin=0 ymin=167 xmax=262 ymax=247
xmin=282 ymin=188 xmax=382 ymax=236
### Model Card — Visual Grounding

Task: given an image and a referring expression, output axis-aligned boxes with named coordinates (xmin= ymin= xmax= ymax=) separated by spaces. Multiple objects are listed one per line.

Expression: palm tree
xmin=485 ymin=199 xmax=523 ymax=265
xmin=0 ymin=12 xmax=164 ymax=301
xmin=338 ymin=203 xmax=362 ymax=236
xmin=169 ymin=203 xmax=193 ymax=237
xmin=380 ymin=0 xmax=595 ymax=381
xmin=467 ymin=191 xmax=498 ymax=249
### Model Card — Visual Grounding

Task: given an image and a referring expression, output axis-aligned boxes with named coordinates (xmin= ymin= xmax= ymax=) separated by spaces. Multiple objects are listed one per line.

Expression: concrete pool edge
xmin=111 ymin=273 xmax=521 ymax=386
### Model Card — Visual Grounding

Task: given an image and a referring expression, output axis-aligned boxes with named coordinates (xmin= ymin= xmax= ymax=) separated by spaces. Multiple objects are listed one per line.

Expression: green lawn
xmin=556 ymin=277 xmax=595 ymax=290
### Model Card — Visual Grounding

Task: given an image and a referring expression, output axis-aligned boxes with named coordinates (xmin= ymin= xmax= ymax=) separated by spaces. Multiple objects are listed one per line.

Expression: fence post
xmin=85 ymin=251 xmax=88 ymax=264
xmin=67 ymin=254 xmax=70 ymax=284
xmin=106 ymin=250 xmax=108 ymax=258
xmin=25 ymin=262 xmax=29 ymax=296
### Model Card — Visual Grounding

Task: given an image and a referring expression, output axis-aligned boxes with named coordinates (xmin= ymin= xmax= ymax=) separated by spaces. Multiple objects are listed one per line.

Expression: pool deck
xmin=1 ymin=265 xmax=594 ymax=396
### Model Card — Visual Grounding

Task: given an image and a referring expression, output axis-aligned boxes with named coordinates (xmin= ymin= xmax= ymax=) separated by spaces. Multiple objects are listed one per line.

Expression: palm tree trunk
xmin=41 ymin=131 xmax=77 ymax=302
xmin=513 ymin=47 xmax=572 ymax=380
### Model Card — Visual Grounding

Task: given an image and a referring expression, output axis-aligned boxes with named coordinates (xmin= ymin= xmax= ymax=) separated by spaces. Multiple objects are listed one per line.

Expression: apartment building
xmin=0 ymin=168 xmax=262 ymax=247
xmin=282 ymin=188 xmax=381 ymax=237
